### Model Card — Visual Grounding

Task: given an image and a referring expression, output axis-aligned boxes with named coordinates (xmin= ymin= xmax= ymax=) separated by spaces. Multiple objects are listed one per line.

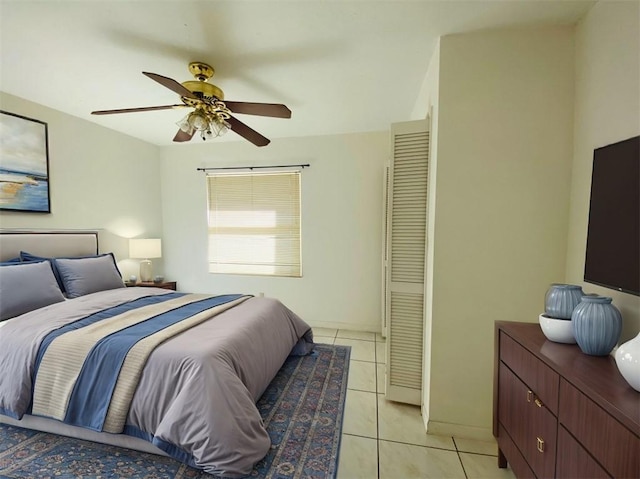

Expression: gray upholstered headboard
xmin=0 ymin=230 xmax=99 ymax=261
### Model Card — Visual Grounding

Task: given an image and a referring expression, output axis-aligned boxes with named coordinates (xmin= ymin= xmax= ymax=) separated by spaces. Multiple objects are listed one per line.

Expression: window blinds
xmin=206 ymin=171 xmax=301 ymax=277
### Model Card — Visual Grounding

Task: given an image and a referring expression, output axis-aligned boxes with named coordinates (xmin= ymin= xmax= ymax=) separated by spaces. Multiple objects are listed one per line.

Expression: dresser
xmin=494 ymin=321 xmax=639 ymax=478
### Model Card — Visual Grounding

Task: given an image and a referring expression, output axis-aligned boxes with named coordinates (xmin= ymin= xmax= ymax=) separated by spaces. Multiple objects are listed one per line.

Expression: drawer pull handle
xmin=527 ymin=390 xmax=533 ymax=402
xmin=534 ymin=398 xmax=543 ymax=408
xmin=536 ymin=437 xmax=545 ymax=453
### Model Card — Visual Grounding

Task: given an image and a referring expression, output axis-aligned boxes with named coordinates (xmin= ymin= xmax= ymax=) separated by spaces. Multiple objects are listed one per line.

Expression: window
xmin=206 ymin=171 xmax=301 ymax=277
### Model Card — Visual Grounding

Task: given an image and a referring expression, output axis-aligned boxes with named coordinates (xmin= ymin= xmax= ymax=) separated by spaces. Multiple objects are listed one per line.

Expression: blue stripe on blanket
xmin=63 ymin=294 xmax=244 ymax=431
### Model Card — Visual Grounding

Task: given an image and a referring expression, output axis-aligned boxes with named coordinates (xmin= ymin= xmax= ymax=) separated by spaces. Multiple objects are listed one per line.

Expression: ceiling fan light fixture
xmin=177 ymin=113 xmax=194 ymax=134
xmin=204 ymin=116 xmax=230 ymax=141
xmin=205 ymin=117 xmax=230 ymax=140
xmin=191 ymin=110 xmax=209 ymax=131
xmin=177 ymin=110 xmax=230 ymax=141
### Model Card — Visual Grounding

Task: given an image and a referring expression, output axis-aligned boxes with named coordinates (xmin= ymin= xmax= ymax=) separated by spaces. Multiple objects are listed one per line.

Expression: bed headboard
xmin=0 ymin=230 xmax=99 ymax=261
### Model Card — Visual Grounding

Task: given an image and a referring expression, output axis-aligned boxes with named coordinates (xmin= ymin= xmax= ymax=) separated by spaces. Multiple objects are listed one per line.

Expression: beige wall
xmin=411 ymin=39 xmax=441 ymax=429
xmin=159 ymin=131 xmax=388 ymax=331
xmin=0 ymin=92 xmax=163 ymax=278
xmin=566 ymin=1 xmax=640 ymax=341
xmin=427 ymin=28 xmax=575 ymax=438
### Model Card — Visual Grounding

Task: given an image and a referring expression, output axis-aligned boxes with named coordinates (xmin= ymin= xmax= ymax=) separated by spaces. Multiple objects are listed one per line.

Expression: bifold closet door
xmin=384 ymin=119 xmax=429 ymax=405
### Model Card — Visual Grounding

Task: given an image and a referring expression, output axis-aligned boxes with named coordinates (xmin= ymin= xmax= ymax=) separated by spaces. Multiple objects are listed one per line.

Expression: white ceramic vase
xmin=615 ymin=333 xmax=640 ymax=393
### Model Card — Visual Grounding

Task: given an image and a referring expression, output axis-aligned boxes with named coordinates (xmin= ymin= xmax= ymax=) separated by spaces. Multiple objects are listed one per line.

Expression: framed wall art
xmin=0 ymin=110 xmax=51 ymax=213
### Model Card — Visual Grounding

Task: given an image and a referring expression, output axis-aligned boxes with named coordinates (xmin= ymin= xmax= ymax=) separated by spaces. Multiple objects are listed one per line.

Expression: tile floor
xmin=313 ymin=328 xmax=517 ymax=479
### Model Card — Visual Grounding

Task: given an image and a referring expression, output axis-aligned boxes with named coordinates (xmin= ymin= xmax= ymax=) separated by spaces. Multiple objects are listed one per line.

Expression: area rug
xmin=0 ymin=344 xmax=350 ymax=479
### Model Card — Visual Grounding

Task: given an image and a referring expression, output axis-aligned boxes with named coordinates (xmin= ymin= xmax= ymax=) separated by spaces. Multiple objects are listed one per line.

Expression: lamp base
xmin=139 ymin=259 xmax=153 ymax=282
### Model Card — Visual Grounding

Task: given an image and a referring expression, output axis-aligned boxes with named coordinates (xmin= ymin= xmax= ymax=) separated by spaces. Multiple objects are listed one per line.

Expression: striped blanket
xmin=31 ymin=293 xmax=249 ymax=433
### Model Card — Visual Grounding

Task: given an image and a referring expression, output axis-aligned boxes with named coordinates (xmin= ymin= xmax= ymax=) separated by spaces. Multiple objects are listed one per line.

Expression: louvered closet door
xmin=385 ymin=119 xmax=429 ymax=405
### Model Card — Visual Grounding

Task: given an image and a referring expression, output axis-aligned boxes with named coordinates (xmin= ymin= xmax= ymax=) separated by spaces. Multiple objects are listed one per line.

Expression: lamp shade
xmin=129 ymin=238 xmax=162 ymax=259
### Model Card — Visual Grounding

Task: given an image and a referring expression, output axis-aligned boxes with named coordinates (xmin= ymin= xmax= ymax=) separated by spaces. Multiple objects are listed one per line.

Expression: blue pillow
xmin=20 ymin=251 xmax=121 ymax=293
xmin=0 ymin=257 xmax=21 ymax=264
xmin=54 ymin=255 xmax=125 ymax=299
xmin=1 ymin=258 xmax=50 ymax=268
xmin=0 ymin=261 xmax=66 ymax=321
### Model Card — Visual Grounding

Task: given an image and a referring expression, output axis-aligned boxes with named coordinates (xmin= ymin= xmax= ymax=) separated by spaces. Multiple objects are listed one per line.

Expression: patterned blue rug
xmin=0 ymin=344 xmax=350 ymax=479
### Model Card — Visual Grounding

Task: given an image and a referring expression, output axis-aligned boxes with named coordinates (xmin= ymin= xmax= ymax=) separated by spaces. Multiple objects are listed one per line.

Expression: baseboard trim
xmin=427 ymin=420 xmax=493 ymax=442
xmin=308 ymin=321 xmax=380 ymax=333
xmin=421 ymin=407 xmax=429 ymax=432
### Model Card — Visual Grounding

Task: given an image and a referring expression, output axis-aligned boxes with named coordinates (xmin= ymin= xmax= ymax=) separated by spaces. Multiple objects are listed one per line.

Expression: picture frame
xmin=0 ymin=110 xmax=51 ymax=213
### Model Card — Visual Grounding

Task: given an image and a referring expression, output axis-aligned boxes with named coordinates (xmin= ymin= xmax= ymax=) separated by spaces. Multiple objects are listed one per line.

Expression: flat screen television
xmin=584 ymin=135 xmax=639 ymax=296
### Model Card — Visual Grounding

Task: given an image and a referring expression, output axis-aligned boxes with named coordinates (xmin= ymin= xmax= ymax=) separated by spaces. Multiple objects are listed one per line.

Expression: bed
xmin=0 ymin=230 xmax=314 ymax=477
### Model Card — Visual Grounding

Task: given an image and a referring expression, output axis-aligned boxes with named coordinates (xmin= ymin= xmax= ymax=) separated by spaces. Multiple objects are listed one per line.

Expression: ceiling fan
xmin=91 ymin=62 xmax=291 ymax=147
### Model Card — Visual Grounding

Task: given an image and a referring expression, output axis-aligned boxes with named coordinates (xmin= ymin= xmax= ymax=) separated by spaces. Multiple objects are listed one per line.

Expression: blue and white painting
xmin=0 ymin=111 xmax=50 ymax=212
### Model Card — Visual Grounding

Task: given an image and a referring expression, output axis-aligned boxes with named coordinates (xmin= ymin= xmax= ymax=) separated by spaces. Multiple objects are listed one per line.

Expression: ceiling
xmin=0 ymin=1 xmax=594 ymax=146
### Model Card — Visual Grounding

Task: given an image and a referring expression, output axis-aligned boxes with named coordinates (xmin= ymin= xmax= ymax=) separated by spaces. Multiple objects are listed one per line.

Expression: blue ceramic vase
xmin=545 ymin=284 xmax=584 ymax=319
xmin=571 ymin=295 xmax=622 ymax=356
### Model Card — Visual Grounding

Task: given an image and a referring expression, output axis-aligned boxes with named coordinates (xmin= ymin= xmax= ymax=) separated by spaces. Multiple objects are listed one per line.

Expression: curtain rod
xmin=197 ymin=164 xmax=310 ymax=172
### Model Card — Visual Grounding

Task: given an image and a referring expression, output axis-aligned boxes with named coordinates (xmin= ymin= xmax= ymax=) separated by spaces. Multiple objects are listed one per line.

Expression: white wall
xmin=159 ymin=131 xmax=388 ymax=331
xmin=566 ymin=1 xmax=640 ymax=341
xmin=411 ymin=39 xmax=441 ymax=431
xmin=427 ymin=27 xmax=575 ymax=439
xmin=0 ymin=92 xmax=163 ymax=278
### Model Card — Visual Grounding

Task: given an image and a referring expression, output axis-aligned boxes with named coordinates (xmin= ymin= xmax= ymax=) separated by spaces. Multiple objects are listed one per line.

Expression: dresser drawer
xmin=497 ymin=422 xmax=536 ymax=479
xmin=559 ymin=379 xmax=639 ymax=478
xmin=500 ymin=331 xmax=560 ymax=414
xmin=499 ymin=363 xmax=557 ymax=478
xmin=556 ymin=425 xmax=609 ymax=479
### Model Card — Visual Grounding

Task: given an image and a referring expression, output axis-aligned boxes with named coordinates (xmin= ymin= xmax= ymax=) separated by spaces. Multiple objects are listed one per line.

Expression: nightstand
xmin=126 ymin=281 xmax=177 ymax=291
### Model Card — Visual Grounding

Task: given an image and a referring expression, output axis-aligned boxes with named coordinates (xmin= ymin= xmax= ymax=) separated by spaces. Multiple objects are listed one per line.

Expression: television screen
xmin=584 ymin=135 xmax=639 ymax=296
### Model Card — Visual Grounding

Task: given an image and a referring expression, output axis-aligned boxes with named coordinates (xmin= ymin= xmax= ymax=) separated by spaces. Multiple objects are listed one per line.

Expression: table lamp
xmin=129 ymin=238 xmax=162 ymax=282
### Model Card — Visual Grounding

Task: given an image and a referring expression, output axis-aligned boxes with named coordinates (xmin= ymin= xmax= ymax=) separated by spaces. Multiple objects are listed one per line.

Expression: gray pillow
xmin=54 ymin=255 xmax=125 ymax=299
xmin=0 ymin=261 xmax=66 ymax=321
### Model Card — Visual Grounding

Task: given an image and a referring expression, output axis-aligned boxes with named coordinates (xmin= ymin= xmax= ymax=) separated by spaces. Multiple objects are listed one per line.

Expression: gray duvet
xmin=0 ymin=288 xmax=314 ymax=477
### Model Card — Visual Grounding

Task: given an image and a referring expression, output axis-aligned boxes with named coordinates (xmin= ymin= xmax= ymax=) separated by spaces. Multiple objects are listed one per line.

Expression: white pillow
xmin=54 ymin=255 xmax=125 ymax=299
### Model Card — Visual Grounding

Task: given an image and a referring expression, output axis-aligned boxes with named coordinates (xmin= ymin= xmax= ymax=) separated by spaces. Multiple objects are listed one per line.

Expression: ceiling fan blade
xmin=173 ymin=129 xmax=195 ymax=142
xmin=91 ymin=104 xmax=186 ymax=115
xmin=227 ymin=116 xmax=270 ymax=147
xmin=143 ymin=72 xmax=198 ymax=99
xmin=224 ymin=101 xmax=291 ymax=118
